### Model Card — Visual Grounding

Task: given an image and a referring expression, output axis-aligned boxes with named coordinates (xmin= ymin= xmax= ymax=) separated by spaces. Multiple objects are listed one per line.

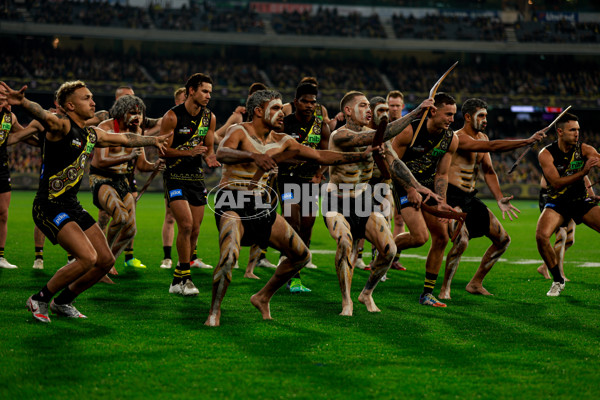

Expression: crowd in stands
xmin=515 ymin=20 xmax=600 ymax=43
xmin=2 ymin=1 xmax=599 ymax=44
xmin=271 ymin=8 xmax=385 ymax=38
xmin=391 ymin=13 xmax=506 ymax=41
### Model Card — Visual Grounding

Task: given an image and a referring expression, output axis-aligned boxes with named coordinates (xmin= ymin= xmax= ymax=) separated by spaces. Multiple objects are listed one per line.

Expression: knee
xmin=535 ymin=230 xmax=550 ymax=246
xmin=380 ymin=241 xmax=397 ymax=261
xmin=177 ymin=220 xmax=193 ymax=236
xmin=499 ymin=234 xmax=511 ymax=250
xmin=78 ymin=249 xmax=98 ymax=270
xmin=0 ymin=208 xmax=8 ymax=224
xmin=413 ymin=229 xmax=429 ymax=247
xmin=165 ymin=213 xmax=175 ymax=225
xmin=96 ymin=251 xmax=116 ymax=272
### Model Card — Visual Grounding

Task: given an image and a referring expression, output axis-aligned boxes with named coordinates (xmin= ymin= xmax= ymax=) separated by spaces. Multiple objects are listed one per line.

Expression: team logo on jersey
xmin=178 ymin=127 xmax=191 ymax=135
xmin=72 ymin=138 xmax=82 ymax=148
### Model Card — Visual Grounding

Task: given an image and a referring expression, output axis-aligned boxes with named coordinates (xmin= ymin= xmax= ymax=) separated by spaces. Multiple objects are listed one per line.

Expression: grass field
xmin=1 ymin=191 xmax=599 ymax=399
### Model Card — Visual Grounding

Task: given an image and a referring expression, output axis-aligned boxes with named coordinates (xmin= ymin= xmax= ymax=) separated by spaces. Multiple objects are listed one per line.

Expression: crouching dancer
xmin=205 ymin=89 xmax=372 ymax=326
xmin=0 ymin=81 xmax=169 ymax=322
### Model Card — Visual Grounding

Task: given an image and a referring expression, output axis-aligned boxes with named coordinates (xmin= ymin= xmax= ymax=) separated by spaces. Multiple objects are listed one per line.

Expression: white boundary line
xmin=309 ymin=249 xmax=600 ymax=267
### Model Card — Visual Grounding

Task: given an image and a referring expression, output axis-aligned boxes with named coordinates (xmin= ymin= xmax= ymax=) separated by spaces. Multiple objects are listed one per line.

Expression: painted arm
xmin=458 ymin=129 xmax=546 ymax=152
xmin=216 ymin=127 xmax=277 ymax=170
xmin=481 ymin=152 xmax=520 ymax=220
xmin=94 ymin=127 xmax=170 ymax=153
xmin=135 ymin=149 xmax=160 ymax=172
xmin=290 ymin=138 xmax=372 ymax=166
xmin=143 ymin=117 xmax=162 ymax=137
xmin=214 ymin=107 xmax=244 ymax=143
xmin=539 ymin=144 xmax=599 ymax=190
xmin=93 ymin=146 xmax=139 ymax=168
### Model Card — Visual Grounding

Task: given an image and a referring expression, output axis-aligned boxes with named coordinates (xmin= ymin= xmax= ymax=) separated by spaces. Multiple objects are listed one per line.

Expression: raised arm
xmin=0 ymin=82 xmax=69 ymax=135
xmin=94 ymin=126 xmax=170 ymax=153
xmin=7 ymin=119 xmax=44 ymax=146
xmin=287 ymin=137 xmax=371 ymax=166
xmin=332 ymin=98 xmax=434 ymax=149
xmin=458 ymin=129 xmax=546 ymax=153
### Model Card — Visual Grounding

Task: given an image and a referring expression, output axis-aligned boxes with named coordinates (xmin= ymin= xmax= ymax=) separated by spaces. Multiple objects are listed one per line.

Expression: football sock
xmin=423 ymin=272 xmax=438 ymax=295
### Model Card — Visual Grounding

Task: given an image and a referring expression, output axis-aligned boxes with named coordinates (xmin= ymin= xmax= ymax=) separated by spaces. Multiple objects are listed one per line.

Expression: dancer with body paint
xmin=205 ymin=89 xmax=374 ymax=326
xmin=437 ymin=98 xmax=546 ymax=299
xmin=159 ymin=73 xmax=220 ymax=296
xmin=0 ymin=80 xmax=170 ymax=322
xmin=90 ymin=95 xmax=161 ymax=276
xmin=326 ymin=91 xmax=440 ymax=316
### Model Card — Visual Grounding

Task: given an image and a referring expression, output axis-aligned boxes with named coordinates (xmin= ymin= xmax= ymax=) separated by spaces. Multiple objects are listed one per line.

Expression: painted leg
xmin=325 ymin=214 xmax=355 ymax=316
xmin=245 ymin=244 xmax=261 ymax=280
xmin=358 ymin=214 xmax=395 ymax=312
xmin=205 ymin=216 xmax=241 ymax=327
xmin=439 ymin=223 xmax=468 ymax=300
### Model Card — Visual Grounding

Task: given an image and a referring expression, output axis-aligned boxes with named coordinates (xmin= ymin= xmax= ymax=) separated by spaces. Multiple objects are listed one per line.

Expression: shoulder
xmin=97 ymin=118 xmax=113 ymax=131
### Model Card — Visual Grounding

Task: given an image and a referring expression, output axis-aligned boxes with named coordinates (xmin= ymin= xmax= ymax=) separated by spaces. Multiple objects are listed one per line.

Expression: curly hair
xmin=55 ymin=81 xmax=87 ymax=108
xmin=109 ymin=95 xmax=146 ymax=122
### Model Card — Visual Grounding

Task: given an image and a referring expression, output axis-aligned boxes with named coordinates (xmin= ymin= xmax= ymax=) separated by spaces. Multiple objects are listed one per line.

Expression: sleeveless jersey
xmin=543 ymin=141 xmax=587 ymax=202
xmin=402 ymin=119 xmax=454 ymax=188
xmin=165 ymin=103 xmax=211 ymax=181
xmin=279 ymin=107 xmax=323 ymax=180
xmin=37 ymin=116 xmax=97 ymax=202
xmin=0 ymin=111 xmax=12 ymax=174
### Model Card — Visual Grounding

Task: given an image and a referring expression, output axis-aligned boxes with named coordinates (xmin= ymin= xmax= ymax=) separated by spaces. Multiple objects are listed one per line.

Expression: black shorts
xmin=164 ymin=178 xmax=207 ymax=207
xmin=128 ymin=174 xmax=138 ymax=193
xmin=538 ymin=188 xmax=549 ymax=212
xmin=446 ymin=184 xmax=491 ymax=239
xmin=277 ymin=176 xmax=320 ymax=215
xmin=544 ymin=196 xmax=597 ymax=225
xmin=322 ymin=191 xmax=377 ymax=240
xmin=32 ymin=199 xmax=96 ymax=245
xmin=90 ymin=173 xmax=131 ymax=210
xmin=213 ymin=189 xmax=277 ymax=249
xmin=0 ymin=173 xmax=11 ymax=194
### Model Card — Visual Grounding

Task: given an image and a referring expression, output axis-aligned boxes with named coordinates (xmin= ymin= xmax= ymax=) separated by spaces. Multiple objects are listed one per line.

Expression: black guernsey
xmin=165 ymin=103 xmax=211 ymax=181
xmin=402 ymin=119 xmax=454 ymax=188
xmin=543 ymin=140 xmax=587 ymax=202
xmin=279 ymin=111 xmax=323 ymax=180
xmin=36 ymin=116 xmax=97 ymax=203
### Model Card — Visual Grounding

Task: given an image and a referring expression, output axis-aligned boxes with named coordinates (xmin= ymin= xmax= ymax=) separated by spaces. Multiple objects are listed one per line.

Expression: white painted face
xmin=373 ymin=103 xmax=389 ymax=125
xmin=264 ymin=98 xmax=284 ymax=129
xmin=472 ymin=108 xmax=487 ymax=132
xmin=352 ymin=96 xmax=371 ymax=126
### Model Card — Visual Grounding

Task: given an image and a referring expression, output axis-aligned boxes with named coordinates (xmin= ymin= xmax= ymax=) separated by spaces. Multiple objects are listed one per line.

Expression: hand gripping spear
xmin=507 ymin=105 xmax=572 ymax=175
xmin=410 ymin=61 xmax=459 ymax=147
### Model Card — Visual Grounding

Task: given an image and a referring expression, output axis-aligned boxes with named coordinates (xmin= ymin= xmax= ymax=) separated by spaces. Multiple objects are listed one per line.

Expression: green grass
xmin=1 ymin=191 xmax=599 ymax=399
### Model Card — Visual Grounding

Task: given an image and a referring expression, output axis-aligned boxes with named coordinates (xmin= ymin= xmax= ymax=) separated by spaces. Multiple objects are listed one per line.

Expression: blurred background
xmin=1 ymin=0 xmax=599 ymax=196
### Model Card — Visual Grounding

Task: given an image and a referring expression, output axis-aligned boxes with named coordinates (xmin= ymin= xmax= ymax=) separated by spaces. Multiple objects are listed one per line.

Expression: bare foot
xmin=109 ymin=266 xmax=119 ymax=276
xmin=340 ymin=301 xmax=353 ymax=316
xmin=465 ymin=283 xmax=493 ymax=295
xmin=438 ymin=287 xmax=451 ymax=300
xmin=100 ymin=275 xmax=115 ymax=284
xmin=250 ymin=294 xmax=272 ymax=320
xmin=244 ymin=272 xmax=260 ymax=280
xmin=204 ymin=312 xmax=220 ymax=327
xmin=537 ymin=265 xmax=550 ymax=279
xmin=358 ymin=292 xmax=381 ymax=312
xmin=563 ymin=276 xmax=570 ymax=282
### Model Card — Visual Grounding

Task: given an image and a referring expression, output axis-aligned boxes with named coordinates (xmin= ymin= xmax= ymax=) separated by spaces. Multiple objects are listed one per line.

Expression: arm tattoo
xmin=123 ymin=133 xmax=156 ymax=147
xmin=95 ymin=110 xmax=109 ymax=122
xmin=145 ymin=117 xmax=160 ymax=128
xmin=23 ymin=98 xmax=49 ymax=122
xmin=391 ymin=159 xmax=417 ymax=190
xmin=382 ymin=108 xmax=418 ymax=142
xmin=434 ymin=177 xmax=447 ymax=200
